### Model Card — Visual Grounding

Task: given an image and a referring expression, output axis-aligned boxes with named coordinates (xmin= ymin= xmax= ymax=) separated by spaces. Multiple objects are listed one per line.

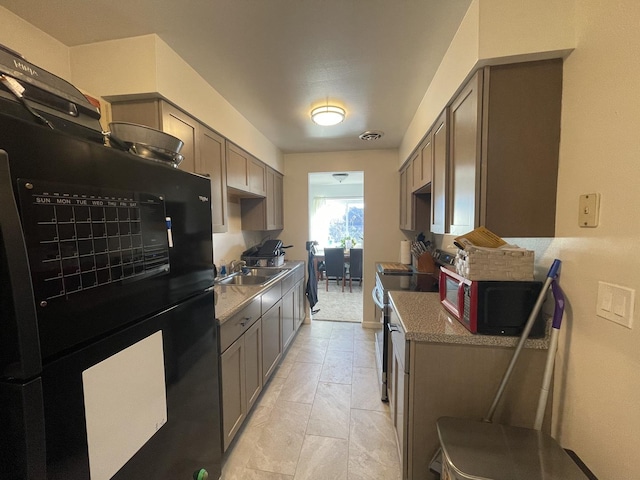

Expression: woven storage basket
xmin=455 ymin=246 xmax=534 ymax=281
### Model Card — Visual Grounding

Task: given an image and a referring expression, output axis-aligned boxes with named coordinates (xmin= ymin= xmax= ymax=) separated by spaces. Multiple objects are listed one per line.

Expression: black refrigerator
xmin=0 ymin=113 xmax=222 ymax=479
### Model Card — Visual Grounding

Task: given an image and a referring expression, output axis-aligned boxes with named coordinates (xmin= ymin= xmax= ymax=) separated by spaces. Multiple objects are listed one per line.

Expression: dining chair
xmin=346 ymin=248 xmax=363 ymax=293
xmin=323 ymin=248 xmax=346 ymax=292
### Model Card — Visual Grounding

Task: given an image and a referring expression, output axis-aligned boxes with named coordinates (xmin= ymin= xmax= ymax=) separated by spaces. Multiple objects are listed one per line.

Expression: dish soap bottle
xmin=219 ymin=259 xmax=226 ymax=277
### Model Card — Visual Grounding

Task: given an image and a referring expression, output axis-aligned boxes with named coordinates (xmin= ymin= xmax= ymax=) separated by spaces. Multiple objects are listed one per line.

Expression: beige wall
xmin=0 ymin=6 xmax=70 ymax=79
xmin=282 ymin=150 xmax=404 ymax=328
xmin=400 ymin=0 xmax=575 ymax=163
xmin=70 ymin=35 xmax=283 ymax=172
xmin=543 ymin=2 xmax=640 ymax=477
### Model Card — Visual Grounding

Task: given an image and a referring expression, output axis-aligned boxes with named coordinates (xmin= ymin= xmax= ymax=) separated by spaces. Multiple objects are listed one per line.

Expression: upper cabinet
xmin=430 ymin=110 xmax=449 ymax=234
xmin=448 ymin=70 xmax=482 ymax=235
xmin=450 ymin=59 xmax=562 ymax=237
xmin=421 ymin=58 xmax=562 ymax=237
xmin=226 ymin=142 xmax=266 ymax=197
xmin=198 ymin=127 xmax=229 ymax=233
xmin=399 ymin=160 xmax=415 ymax=231
xmin=110 ymin=98 xmax=229 ymax=232
xmin=413 ymin=132 xmax=433 ymax=192
xmin=241 ymin=166 xmax=284 ymax=231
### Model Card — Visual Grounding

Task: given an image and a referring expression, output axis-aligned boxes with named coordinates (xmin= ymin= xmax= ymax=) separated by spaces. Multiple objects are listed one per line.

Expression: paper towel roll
xmin=400 ymin=240 xmax=411 ymax=265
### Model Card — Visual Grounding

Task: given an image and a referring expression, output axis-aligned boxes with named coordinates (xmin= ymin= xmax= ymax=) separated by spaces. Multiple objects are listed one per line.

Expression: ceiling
xmin=0 ymin=0 xmax=471 ymax=153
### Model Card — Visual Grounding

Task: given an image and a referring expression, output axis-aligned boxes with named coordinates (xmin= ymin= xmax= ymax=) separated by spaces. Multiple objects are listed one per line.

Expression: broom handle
xmin=483 ymin=259 xmax=561 ymax=423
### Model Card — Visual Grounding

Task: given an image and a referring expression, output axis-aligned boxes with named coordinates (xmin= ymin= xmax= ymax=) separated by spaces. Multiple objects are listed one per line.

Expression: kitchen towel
xmin=400 ymin=240 xmax=411 ymax=265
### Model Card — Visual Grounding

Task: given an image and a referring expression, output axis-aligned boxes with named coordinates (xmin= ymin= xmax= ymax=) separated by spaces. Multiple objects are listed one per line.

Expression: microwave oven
xmin=439 ymin=267 xmax=545 ymax=336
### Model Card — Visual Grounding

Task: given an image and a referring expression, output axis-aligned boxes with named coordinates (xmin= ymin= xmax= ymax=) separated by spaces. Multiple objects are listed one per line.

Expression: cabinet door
xmin=249 ymin=156 xmax=267 ymax=196
xmin=448 ymin=71 xmax=483 ymax=235
xmin=197 ymin=127 xmax=228 ymax=233
xmin=399 ymin=165 xmax=414 ymax=230
xmin=244 ymin=319 xmax=263 ymax=411
xmin=226 ymin=142 xmax=250 ymax=192
xmin=296 ymin=280 xmax=305 ymax=329
xmin=281 ymin=288 xmax=295 ymax=351
xmin=160 ymin=102 xmax=198 ymax=173
xmin=416 ymin=132 xmax=433 ymax=191
xmin=431 ymin=110 xmax=448 ymax=234
xmin=274 ymin=170 xmax=284 ymax=229
xmin=261 ymin=301 xmax=282 ymax=383
xmin=409 ymin=150 xmax=421 ymax=193
xmin=220 ymin=337 xmax=246 ymax=451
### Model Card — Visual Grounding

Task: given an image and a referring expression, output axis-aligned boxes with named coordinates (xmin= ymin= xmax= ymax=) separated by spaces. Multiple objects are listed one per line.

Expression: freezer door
xmin=0 ymin=151 xmax=41 ymax=379
xmin=41 ymin=292 xmax=221 ymax=480
xmin=0 ymin=114 xmax=215 ymax=361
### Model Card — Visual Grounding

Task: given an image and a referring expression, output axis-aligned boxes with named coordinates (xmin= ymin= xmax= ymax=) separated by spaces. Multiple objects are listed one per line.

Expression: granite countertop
xmin=214 ymin=260 xmax=304 ymax=324
xmin=388 ymin=291 xmax=549 ymax=349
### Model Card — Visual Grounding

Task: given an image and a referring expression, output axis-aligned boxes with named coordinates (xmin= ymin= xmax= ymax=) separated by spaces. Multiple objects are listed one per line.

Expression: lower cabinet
xmin=261 ymin=299 xmax=282 ymax=384
xmin=220 ymin=320 xmax=261 ymax=451
xmin=388 ymin=307 xmax=552 ymax=480
xmin=219 ymin=265 xmax=305 ymax=452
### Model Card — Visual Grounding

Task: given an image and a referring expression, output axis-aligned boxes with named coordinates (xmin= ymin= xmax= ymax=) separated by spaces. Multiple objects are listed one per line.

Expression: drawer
xmin=220 ymin=296 xmax=261 ymax=352
xmin=261 ymin=283 xmax=281 ymax=314
xmin=280 ymin=271 xmax=295 ymax=294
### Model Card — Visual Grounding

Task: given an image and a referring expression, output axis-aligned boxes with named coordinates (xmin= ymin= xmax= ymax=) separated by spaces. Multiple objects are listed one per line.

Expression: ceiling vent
xmin=359 ymin=130 xmax=384 ymax=141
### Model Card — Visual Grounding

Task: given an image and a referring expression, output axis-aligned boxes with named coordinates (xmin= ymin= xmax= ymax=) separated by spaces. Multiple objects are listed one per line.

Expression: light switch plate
xmin=597 ymin=281 xmax=635 ymax=329
xmin=579 ymin=193 xmax=600 ymax=227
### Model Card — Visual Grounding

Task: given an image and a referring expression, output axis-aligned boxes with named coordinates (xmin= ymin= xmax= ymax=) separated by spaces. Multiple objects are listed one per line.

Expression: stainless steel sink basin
xmin=215 ymin=267 xmax=289 ymax=287
xmin=244 ymin=267 xmax=289 ymax=276
xmin=217 ymin=275 xmax=271 ymax=286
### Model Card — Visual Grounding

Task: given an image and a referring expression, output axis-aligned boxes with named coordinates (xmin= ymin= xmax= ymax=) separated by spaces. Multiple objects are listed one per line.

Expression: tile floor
xmin=221 ymin=321 xmax=401 ymax=480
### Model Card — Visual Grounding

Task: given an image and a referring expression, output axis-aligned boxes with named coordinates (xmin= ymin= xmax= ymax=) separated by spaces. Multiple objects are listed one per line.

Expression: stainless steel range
xmin=372 ymin=250 xmax=455 ymax=401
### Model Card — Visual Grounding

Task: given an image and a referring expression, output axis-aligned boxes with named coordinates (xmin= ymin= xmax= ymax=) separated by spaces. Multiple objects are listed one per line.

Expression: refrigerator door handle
xmin=0 ymin=150 xmax=41 ymax=379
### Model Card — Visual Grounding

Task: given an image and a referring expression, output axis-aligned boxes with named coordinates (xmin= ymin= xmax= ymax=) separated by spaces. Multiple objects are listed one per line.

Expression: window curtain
xmin=310 ymin=196 xmax=328 ymax=247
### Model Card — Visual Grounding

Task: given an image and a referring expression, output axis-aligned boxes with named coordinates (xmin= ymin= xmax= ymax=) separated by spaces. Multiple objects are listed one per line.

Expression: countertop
xmin=214 ymin=261 xmax=304 ymax=324
xmin=388 ymin=291 xmax=549 ymax=349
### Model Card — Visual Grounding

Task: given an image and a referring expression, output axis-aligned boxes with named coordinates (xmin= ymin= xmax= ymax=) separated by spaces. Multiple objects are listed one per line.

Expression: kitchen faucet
xmin=230 ymin=260 xmax=246 ymax=273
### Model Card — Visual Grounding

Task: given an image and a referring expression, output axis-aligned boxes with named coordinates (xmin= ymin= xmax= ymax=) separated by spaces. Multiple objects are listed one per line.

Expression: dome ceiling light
xmin=332 ymin=173 xmax=349 ymax=183
xmin=311 ymin=105 xmax=345 ymax=126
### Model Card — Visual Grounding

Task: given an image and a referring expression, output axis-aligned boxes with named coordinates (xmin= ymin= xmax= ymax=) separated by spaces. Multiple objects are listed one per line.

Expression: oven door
xmin=372 ymin=284 xmax=388 ymax=401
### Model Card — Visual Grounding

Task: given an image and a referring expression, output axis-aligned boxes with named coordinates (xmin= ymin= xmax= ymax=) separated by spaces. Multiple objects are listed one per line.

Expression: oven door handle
xmin=371 ymin=286 xmax=384 ymax=310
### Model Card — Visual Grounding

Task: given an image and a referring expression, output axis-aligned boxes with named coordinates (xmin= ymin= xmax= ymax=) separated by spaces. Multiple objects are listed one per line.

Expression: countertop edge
xmin=214 ymin=261 xmax=304 ymax=325
xmin=389 ymin=291 xmax=550 ymax=349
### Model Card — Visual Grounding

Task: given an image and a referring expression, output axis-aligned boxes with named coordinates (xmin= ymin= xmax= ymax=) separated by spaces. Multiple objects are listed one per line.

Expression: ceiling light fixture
xmin=311 ymin=105 xmax=345 ymax=126
xmin=332 ymin=173 xmax=349 ymax=183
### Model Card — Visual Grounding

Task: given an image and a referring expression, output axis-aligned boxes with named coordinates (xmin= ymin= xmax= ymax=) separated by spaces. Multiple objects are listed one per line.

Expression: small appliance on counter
xmin=439 ymin=267 xmax=545 ymax=336
xmin=241 ymin=239 xmax=289 ymax=267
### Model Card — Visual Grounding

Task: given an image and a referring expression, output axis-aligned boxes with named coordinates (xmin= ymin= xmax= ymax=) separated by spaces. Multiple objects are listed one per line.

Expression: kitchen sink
xmin=215 ymin=267 xmax=289 ymax=287
xmin=217 ymin=275 xmax=271 ymax=286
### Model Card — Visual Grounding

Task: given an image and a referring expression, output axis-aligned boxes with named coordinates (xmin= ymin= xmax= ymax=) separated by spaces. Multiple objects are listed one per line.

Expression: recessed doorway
xmin=308 ymin=171 xmax=364 ymax=323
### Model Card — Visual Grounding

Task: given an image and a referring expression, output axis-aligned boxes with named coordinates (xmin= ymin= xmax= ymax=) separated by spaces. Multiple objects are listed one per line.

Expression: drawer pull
xmin=240 ymin=317 xmax=251 ymax=327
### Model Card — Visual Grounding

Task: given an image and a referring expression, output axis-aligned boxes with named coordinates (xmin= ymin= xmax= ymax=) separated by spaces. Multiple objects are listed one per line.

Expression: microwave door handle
xmin=0 ymin=151 xmax=42 ymax=379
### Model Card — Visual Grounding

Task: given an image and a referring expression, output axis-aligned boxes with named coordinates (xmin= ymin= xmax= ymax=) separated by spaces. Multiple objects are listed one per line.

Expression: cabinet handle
xmin=387 ymin=323 xmax=400 ymax=333
xmin=240 ymin=317 xmax=251 ymax=327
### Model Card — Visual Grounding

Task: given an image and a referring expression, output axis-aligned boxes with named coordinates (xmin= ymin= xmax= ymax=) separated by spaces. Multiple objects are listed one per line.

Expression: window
xmin=311 ymin=197 xmax=363 ymax=248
